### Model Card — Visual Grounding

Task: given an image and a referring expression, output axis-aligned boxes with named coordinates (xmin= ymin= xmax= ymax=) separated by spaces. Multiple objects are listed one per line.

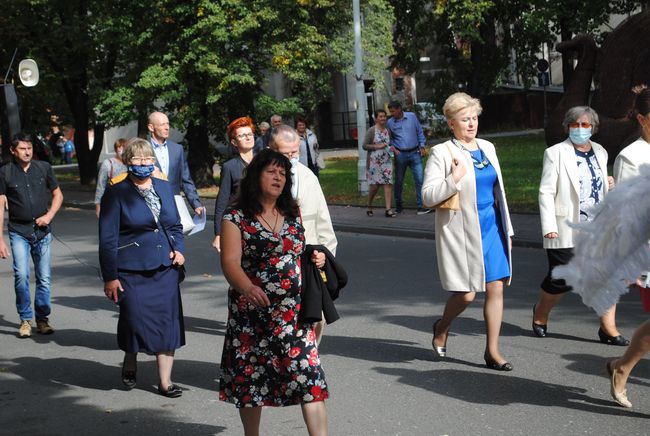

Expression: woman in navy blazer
xmin=99 ymin=138 xmax=186 ymax=398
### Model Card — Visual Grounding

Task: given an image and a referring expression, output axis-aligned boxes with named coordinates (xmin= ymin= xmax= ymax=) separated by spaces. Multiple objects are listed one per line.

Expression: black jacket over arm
xmin=299 ymin=245 xmax=348 ymax=324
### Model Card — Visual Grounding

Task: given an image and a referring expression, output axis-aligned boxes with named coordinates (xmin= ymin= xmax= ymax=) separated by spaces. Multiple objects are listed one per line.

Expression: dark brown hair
xmin=232 ymin=149 xmax=299 ymax=219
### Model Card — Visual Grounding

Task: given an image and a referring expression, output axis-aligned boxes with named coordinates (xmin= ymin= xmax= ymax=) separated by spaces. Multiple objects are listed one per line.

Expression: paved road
xmin=0 ymin=208 xmax=647 ymax=435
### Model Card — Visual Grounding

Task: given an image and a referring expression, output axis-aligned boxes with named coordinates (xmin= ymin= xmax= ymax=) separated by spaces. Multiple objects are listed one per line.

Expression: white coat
xmin=613 ymin=138 xmax=650 ymax=183
xmin=294 ymin=163 xmax=337 ymax=255
xmin=422 ymin=138 xmax=513 ymax=292
xmin=539 ymin=139 xmax=609 ymax=249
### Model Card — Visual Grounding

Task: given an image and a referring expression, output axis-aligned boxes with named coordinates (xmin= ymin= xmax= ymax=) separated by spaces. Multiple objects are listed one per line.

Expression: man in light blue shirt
xmin=148 ymin=112 xmax=203 ymax=215
xmin=386 ymin=100 xmax=429 ymax=215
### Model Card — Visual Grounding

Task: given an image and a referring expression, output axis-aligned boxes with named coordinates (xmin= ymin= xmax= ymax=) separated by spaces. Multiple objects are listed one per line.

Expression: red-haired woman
xmin=212 ymin=116 xmax=257 ymax=252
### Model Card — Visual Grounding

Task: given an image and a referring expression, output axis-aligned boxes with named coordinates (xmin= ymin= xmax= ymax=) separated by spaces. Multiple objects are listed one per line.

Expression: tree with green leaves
xmin=2 ymin=0 xmax=395 ymax=187
xmin=0 ymin=0 xmax=135 ymax=183
xmin=391 ymin=0 xmax=642 ymax=107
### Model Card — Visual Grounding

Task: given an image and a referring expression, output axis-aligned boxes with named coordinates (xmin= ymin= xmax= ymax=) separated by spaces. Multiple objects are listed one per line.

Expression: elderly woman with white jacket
xmin=423 ymin=92 xmax=514 ymax=371
xmin=532 ymin=106 xmax=629 ymax=346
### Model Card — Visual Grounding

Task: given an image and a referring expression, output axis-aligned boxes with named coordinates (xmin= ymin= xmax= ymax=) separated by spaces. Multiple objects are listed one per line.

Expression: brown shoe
xmin=36 ymin=320 xmax=54 ymax=335
xmin=18 ymin=320 xmax=32 ymax=338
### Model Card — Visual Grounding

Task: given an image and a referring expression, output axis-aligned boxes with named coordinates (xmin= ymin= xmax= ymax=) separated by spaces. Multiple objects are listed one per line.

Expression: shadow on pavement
xmin=373 ymin=366 xmax=650 ymax=418
xmin=0 ymin=377 xmax=226 ymax=434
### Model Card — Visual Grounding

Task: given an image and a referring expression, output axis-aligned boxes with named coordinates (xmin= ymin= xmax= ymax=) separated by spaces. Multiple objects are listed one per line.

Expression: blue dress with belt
xmin=470 ymin=149 xmax=510 ymax=282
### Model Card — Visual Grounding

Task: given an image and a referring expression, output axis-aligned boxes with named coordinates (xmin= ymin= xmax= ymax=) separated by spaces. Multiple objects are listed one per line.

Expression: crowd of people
xmin=2 ymin=86 xmax=650 ymax=434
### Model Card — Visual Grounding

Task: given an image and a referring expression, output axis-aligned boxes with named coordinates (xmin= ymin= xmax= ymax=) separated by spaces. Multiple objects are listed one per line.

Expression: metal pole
xmin=353 ymin=0 xmax=368 ymax=195
xmin=3 ymin=48 xmax=18 ymax=85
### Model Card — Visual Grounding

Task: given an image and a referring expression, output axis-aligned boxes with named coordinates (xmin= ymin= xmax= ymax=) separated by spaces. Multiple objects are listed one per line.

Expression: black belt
xmin=396 ymin=147 xmax=420 ymax=153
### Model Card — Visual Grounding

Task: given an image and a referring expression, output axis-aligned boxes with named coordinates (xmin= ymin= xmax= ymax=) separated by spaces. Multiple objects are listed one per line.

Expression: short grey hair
xmin=270 ymin=114 xmax=282 ymax=123
xmin=259 ymin=121 xmax=270 ymax=130
xmin=562 ymin=106 xmax=599 ymax=134
xmin=268 ymin=124 xmax=299 ymax=149
xmin=123 ymin=138 xmax=155 ymax=164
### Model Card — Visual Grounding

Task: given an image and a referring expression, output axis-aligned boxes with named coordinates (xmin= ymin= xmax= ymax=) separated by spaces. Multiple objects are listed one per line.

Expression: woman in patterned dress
xmin=533 ymin=106 xmax=628 ymax=345
xmin=219 ymin=149 xmax=329 ymax=436
xmin=363 ymin=109 xmax=396 ymax=217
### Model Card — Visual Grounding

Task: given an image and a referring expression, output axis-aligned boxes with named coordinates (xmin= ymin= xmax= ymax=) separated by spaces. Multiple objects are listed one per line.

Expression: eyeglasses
xmin=281 ymin=150 xmax=299 ymax=159
xmin=569 ymin=122 xmax=592 ymax=128
xmin=131 ymin=156 xmax=155 ymax=164
xmin=236 ymin=133 xmax=255 ymax=140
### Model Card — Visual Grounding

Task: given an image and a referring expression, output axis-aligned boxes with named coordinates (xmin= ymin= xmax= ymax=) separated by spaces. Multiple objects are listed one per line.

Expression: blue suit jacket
xmin=99 ymin=177 xmax=185 ymax=282
xmin=156 ymin=140 xmax=202 ymax=210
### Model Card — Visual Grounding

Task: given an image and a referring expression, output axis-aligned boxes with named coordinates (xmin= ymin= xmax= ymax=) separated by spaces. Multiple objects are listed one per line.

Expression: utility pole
xmin=353 ymin=0 xmax=368 ymax=195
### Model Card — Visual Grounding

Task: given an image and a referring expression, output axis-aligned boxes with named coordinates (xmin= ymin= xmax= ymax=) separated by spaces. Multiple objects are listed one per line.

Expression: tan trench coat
xmin=422 ymin=138 xmax=514 ymax=292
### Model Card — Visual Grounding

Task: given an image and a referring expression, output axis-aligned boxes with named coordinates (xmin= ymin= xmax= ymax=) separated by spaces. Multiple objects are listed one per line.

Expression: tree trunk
xmin=560 ymin=22 xmax=574 ymax=91
xmin=185 ymin=122 xmax=215 ymax=189
xmin=468 ymin=15 xmax=499 ymax=96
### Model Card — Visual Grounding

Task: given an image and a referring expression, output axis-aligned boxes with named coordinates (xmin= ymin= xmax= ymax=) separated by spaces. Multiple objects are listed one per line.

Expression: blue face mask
xmin=128 ymin=164 xmax=155 ymax=179
xmin=569 ymin=127 xmax=592 ymax=145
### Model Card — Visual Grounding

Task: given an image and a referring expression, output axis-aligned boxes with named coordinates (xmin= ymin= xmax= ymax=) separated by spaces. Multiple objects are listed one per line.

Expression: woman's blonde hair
xmin=122 ymin=137 xmax=155 ymax=164
xmin=442 ymin=92 xmax=483 ymax=120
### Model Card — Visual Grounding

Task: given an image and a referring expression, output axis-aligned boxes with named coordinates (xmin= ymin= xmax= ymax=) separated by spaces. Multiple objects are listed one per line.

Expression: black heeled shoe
xmin=532 ymin=304 xmax=547 ymax=338
xmin=598 ymin=328 xmax=630 ymax=346
xmin=431 ymin=319 xmax=447 ymax=358
xmin=484 ymin=352 xmax=513 ymax=371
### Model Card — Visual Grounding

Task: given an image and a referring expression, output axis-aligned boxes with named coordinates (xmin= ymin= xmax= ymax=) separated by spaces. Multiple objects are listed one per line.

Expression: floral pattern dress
xmin=367 ymin=127 xmax=393 ymax=185
xmin=219 ymin=208 xmax=329 ymax=408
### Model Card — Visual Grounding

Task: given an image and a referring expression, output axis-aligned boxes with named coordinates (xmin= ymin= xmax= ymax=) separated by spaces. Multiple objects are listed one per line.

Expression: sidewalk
xmin=58 ymin=177 xmax=543 ymax=249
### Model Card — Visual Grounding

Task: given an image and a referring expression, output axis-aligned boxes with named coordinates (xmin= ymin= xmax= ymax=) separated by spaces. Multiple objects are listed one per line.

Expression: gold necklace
xmin=258 ymin=208 xmax=280 ymax=233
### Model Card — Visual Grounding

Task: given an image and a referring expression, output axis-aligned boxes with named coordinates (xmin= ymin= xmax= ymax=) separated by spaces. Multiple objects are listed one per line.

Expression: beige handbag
xmin=432 ymin=142 xmax=460 ymax=211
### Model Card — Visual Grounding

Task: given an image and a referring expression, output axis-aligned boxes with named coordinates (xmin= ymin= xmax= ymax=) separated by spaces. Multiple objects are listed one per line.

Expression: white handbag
xmin=174 ymin=195 xmax=195 ymax=235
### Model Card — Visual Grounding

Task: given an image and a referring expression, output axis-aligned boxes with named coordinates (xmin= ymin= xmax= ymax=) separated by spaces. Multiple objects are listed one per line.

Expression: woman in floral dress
xmin=363 ymin=109 xmax=396 ymax=217
xmin=220 ymin=149 xmax=329 ymax=436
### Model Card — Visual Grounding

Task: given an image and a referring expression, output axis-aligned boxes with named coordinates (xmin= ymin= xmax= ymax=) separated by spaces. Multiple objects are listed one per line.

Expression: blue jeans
xmin=9 ymin=232 xmax=52 ymax=322
xmin=394 ymin=149 xmax=424 ymax=210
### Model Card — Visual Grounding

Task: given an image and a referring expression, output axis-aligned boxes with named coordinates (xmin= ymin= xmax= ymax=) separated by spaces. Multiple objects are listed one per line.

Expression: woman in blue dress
xmin=422 ymin=92 xmax=514 ymax=371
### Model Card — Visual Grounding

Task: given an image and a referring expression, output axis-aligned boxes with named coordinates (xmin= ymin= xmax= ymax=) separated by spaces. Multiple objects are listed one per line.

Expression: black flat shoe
xmin=158 ymin=384 xmax=182 ymax=398
xmin=532 ymin=305 xmax=547 ymax=337
xmin=366 ymin=209 xmax=373 ymax=217
xmin=385 ymin=209 xmax=397 ymax=218
xmin=121 ymin=357 xmax=137 ymax=390
xmin=598 ymin=328 xmax=630 ymax=346
xmin=122 ymin=370 xmax=136 ymax=389
xmin=484 ymin=353 xmax=513 ymax=371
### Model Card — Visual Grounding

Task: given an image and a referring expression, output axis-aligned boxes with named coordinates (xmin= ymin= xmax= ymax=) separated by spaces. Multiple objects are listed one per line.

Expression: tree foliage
xmin=391 ymin=0 xmax=643 ymax=105
xmin=1 ymin=0 xmax=395 ymax=187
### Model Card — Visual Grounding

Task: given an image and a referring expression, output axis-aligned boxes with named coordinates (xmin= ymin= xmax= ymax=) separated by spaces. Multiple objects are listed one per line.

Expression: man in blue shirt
xmin=386 ymin=100 xmax=430 ymax=215
xmin=147 ymin=112 xmax=204 ymax=216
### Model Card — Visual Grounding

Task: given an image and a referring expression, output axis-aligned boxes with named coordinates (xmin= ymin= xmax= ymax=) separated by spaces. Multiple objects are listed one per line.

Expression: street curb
xmin=64 ymin=199 xmax=543 ymax=249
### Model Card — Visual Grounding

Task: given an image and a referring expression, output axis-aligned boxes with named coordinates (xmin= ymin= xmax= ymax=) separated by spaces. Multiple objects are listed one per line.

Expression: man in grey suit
xmin=147 ymin=112 xmax=204 ymax=215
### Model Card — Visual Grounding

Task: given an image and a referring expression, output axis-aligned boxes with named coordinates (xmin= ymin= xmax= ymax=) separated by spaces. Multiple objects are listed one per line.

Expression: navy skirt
xmin=117 ymin=265 xmax=185 ymax=353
